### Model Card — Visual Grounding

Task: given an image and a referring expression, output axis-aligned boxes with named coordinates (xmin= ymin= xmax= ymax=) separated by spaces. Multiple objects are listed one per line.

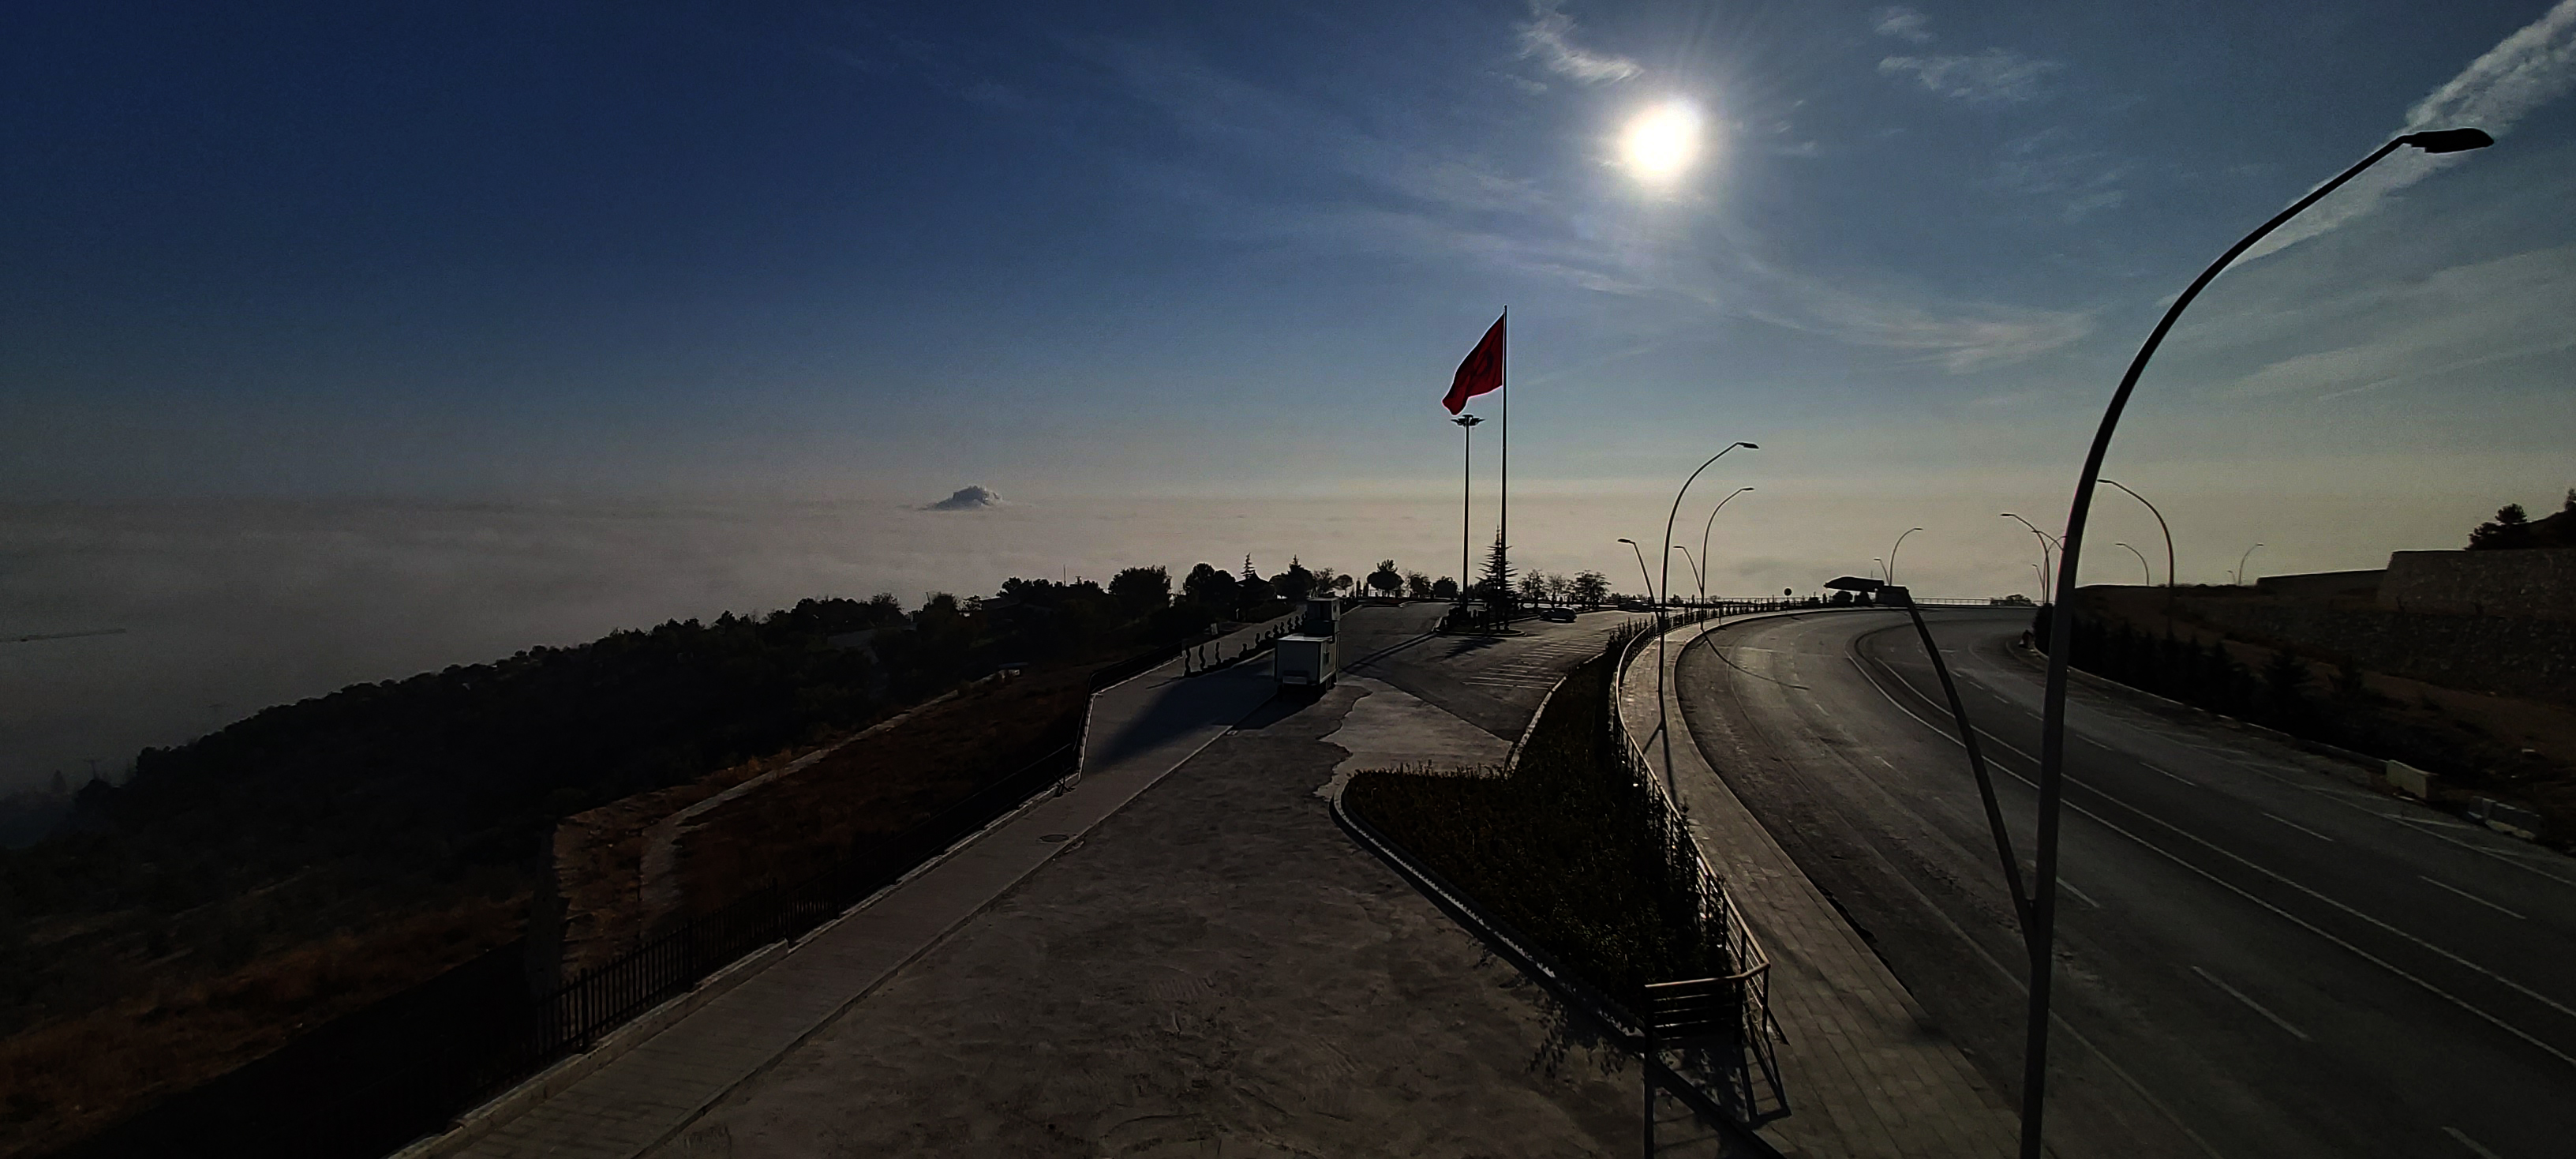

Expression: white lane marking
xmin=2063 ymin=879 xmax=2102 ymax=909
xmin=1862 ymin=650 xmax=2576 ymax=1016
xmin=2442 ymin=1126 xmax=2503 ymax=1158
xmin=1844 ymin=652 xmax=2576 ymax=1071
xmin=2420 ymin=876 xmax=2527 ymax=921
xmin=2144 ymin=763 xmax=2196 ymax=787
xmin=2192 ymin=966 xmax=2312 ymax=1041
xmin=2263 ymin=812 xmax=2336 ymax=842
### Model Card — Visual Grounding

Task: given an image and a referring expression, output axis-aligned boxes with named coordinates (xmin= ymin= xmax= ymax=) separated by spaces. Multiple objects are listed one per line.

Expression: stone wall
xmin=2378 ymin=549 xmax=2576 ymax=621
xmin=2179 ymin=593 xmax=2576 ymax=705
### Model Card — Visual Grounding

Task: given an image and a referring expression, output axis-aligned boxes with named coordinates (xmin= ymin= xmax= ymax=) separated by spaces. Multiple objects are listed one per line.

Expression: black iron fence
xmin=1603 ymin=617 xmax=1781 ymax=1063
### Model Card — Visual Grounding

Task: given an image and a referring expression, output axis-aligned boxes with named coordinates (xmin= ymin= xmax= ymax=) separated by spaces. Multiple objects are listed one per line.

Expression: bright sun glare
xmin=1620 ymin=100 xmax=1703 ymax=182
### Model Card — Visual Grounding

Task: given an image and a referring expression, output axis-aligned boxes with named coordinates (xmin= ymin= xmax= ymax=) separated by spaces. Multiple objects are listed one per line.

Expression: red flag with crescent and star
xmin=1442 ymin=313 xmax=1505 ymax=414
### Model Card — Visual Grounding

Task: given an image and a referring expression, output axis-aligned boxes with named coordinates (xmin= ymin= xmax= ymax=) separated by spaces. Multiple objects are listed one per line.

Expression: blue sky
xmin=4 ymin=2 xmax=2574 ymax=786
xmin=6 ymin=0 xmax=2570 ymax=501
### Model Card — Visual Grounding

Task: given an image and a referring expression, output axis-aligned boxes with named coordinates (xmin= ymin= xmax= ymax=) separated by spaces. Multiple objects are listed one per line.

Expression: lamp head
xmin=2402 ymin=128 xmax=2493 ymax=154
xmin=1453 ymin=414 xmax=1484 ymax=428
xmin=1736 ymin=441 xmax=1761 ymax=450
xmin=1617 ymin=538 xmax=1637 ymax=545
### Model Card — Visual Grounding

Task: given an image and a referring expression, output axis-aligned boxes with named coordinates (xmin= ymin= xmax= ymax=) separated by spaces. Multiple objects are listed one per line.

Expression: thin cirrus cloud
xmin=1871 ymin=6 xmax=1934 ymax=44
xmin=2245 ymin=0 xmax=2576 ymax=261
xmin=1878 ymin=49 xmax=2061 ymax=104
xmin=1867 ymin=6 xmax=2059 ymax=104
xmin=1080 ymin=24 xmax=2088 ymax=377
xmin=1517 ymin=0 xmax=1642 ymax=84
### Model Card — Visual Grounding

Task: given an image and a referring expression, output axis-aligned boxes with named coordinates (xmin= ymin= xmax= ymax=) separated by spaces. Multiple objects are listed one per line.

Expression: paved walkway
xmin=645 ymin=655 xmax=1735 ymax=1156
xmin=405 ymin=621 xmax=1290 ymax=1159
xmin=1621 ymin=617 xmax=2027 ymax=1159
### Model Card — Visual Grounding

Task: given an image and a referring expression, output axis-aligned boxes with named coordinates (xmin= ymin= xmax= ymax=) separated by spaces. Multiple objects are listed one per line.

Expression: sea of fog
xmin=0 ymin=488 xmax=2485 ymax=794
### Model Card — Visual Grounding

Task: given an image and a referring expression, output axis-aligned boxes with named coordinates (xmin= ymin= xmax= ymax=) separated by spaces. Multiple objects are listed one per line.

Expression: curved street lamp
xmin=1616 ymin=538 xmax=1655 ymax=604
xmin=2232 ymin=542 xmax=2267 ymax=587
xmin=2114 ymin=542 xmax=2154 ymax=585
xmin=1888 ymin=527 xmax=1924 ymax=586
xmin=1672 ymin=545 xmax=1702 ymax=604
xmin=1648 ymin=441 xmax=1758 ymax=795
xmin=2001 ymin=512 xmax=2062 ymax=595
xmin=1698 ymin=486 xmax=1755 ymax=602
xmin=2099 ymin=478 xmax=2174 ymax=590
xmin=2018 ymin=126 xmax=2493 ymax=1159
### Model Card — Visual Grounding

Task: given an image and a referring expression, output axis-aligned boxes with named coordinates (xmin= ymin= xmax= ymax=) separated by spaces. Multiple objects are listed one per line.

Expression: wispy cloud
xmin=2219 ymin=244 xmax=2576 ymax=400
xmin=1517 ymin=0 xmax=1642 ymax=84
xmin=1991 ymin=130 xmax=2129 ymax=221
xmin=1079 ymin=32 xmax=2087 ymax=375
xmin=1871 ymin=6 xmax=1934 ymax=43
xmin=1878 ymin=49 xmax=2061 ymax=104
xmin=2248 ymin=0 xmax=2576 ymax=260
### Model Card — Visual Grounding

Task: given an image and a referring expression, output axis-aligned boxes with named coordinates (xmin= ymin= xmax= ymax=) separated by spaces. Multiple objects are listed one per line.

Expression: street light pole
xmin=2020 ymin=126 xmax=2492 ymax=1159
xmin=1455 ymin=414 xmax=1483 ymax=617
xmin=1698 ymin=486 xmax=1754 ymax=603
xmin=1656 ymin=443 xmax=1758 ymax=791
xmin=2001 ymin=513 xmax=2061 ymax=596
xmin=2114 ymin=542 xmax=2154 ymax=585
xmin=1672 ymin=545 xmax=1702 ymax=605
xmin=1888 ymin=527 xmax=1923 ymax=586
xmin=2099 ymin=478 xmax=2175 ymax=590
xmin=1616 ymin=538 xmax=1655 ymax=605
xmin=2233 ymin=542 xmax=2266 ymax=587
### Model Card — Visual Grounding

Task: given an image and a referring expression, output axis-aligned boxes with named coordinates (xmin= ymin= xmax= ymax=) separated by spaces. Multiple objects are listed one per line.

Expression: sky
xmin=4 ymin=1 xmax=2574 ymax=790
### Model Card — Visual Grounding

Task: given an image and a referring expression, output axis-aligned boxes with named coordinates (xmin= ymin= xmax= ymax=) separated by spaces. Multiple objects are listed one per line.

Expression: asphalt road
xmin=1674 ymin=607 xmax=2576 ymax=1159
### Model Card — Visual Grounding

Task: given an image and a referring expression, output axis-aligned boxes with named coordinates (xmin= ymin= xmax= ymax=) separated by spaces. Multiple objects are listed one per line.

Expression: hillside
xmin=0 ymin=564 xmax=1276 ymax=1157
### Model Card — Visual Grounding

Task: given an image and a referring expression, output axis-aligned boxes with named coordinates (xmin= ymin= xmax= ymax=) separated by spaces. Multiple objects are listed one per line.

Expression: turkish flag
xmin=1442 ymin=313 xmax=1505 ymax=414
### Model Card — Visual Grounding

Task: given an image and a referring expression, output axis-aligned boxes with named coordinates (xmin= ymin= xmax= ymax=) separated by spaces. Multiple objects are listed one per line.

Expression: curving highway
xmin=1673 ymin=608 xmax=2576 ymax=1159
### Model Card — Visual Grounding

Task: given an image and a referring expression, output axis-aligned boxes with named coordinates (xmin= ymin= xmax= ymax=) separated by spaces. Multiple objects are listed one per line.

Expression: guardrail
xmin=1604 ymin=612 xmax=1785 ymax=1069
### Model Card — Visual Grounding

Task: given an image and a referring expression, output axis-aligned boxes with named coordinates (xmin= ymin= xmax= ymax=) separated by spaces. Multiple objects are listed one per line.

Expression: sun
xmin=1620 ymin=99 xmax=1704 ymax=183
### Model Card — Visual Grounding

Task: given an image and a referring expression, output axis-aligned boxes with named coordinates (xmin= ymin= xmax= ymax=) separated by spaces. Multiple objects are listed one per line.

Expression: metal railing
xmin=1604 ymin=616 xmax=1782 ymax=1059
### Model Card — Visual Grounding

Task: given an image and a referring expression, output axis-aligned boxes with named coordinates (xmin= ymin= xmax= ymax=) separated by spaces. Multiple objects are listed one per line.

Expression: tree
xmin=1272 ymin=558 xmax=1316 ymax=603
xmin=1544 ymin=572 xmax=1571 ymax=604
xmin=1571 ymin=571 xmax=1608 ymax=607
xmin=2468 ymin=503 xmax=2532 ymax=550
xmin=1432 ymin=576 xmax=1460 ymax=600
xmin=1309 ymin=565 xmax=1342 ymax=596
xmin=1109 ymin=566 xmax=1170 ymax=613
xmin=1330 ymin=572 xmax=1355 ymax=595
xmin=1237 ymin=571 xmax=1276 ymax=613
xmin=1368 ymin=560 xmax=1402 ymax=597
xmin=1474 ymin=533 xmax=1513 ymax=602
xmin=1405 ymin=570 xmax=1434 ymax=599
xmin=1517 ymin=572 xmax=1549 ymax=606
xmin=1183 ymin=562 xmax=1238 ymax=610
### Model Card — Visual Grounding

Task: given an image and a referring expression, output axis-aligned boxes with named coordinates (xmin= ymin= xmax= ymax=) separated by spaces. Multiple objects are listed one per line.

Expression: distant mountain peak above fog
xmin=924 ymin=486 xmax=1003 ymax=512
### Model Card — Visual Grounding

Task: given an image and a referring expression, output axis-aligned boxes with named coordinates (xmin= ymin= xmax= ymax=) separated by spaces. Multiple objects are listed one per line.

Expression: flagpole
xmin=1500 ymin=306 xmax=1509 ymax=629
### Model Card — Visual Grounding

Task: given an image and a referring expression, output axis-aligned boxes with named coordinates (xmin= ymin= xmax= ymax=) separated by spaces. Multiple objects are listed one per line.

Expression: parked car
xmin=1537 ymin=606 xmax=1577 ymax=622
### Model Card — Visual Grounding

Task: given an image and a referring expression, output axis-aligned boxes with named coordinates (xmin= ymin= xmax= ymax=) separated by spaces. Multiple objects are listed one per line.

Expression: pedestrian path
xmin=1458 ymin=633 xmax=1601 ymax=692
xmin=399 ymin=621 xmax=1290 ymax=1159
xmin=1621 ymin=617 xmax=2026 ymax=1159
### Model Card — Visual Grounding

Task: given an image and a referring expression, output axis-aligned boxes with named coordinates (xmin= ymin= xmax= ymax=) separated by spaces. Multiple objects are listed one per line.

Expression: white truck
xmin=1273 ymin=634 xmax=1337 ymax=689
